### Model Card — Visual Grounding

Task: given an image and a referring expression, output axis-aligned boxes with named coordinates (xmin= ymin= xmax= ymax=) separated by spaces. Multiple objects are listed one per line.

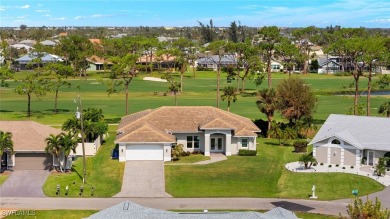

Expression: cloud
xmin=366 ymin=18 xmax=390 ymax=23
xmin=16 ymin=15 xmax=29 ymax=19
xmin=50 ymin=17 xmax=66 ymax=21
xmin=44 ymin=14 xmax=51 ymax=17
xmin=18 ymin=5 xmax=30 ymax=9
xmin=74 ymin=16 xmax=86 ymax=20
xmin=36 ymin=9 xmax=49 ymax=13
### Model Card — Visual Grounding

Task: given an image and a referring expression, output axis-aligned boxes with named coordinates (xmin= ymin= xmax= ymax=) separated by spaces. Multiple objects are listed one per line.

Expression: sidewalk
xmin=285 ymin=162 xmax=390 ymax=186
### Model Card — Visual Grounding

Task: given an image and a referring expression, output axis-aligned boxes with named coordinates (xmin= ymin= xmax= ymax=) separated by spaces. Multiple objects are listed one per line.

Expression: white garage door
xmin=126 ymin=145 xmax=163 ymax=161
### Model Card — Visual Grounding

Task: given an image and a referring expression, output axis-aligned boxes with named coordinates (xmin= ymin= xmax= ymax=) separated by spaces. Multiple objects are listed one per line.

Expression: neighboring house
xmin=270 ymin=60 xmax=284 ymax=72
xmin=88 ymin=201 xmax=298 ymax=219
xmin=40 ymin=40 xmax=57 ymax=46
xmin=0 ymin=121 xmax=62 ymax=170
xmin=115 ymin=106 xmax=260 ymax=162
xmin=137 ymin=53 xmax=177 ymax=70
xmin=89 ymin=39 xmax=101 ymax=44
xmin=310 ymin=114 xmax=390 ymax=167
xmin=15 ymin=52 xmax=64 ymax=70
xmin=86 ymin=55 xmax=113 ymax=71
xmin=10 ymin=43 xmax=33 ymax=51
xmin=317 ymin=55 xmax=342 ymax=74
xmin=157 ymin=36 xmax=178 ymax=43
xmin=18 ymin=39 xmax=37 ymax=47
xmin=196 ymin=54 xmax=238 ymax=71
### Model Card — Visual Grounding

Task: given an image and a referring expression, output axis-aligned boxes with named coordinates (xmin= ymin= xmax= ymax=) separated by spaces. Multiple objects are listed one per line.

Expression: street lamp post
xmin=76 ymin=96 xmax=87 ymax=184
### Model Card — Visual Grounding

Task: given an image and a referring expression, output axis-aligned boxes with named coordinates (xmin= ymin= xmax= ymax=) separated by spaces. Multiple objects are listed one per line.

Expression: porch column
xmin=118 ymin=143 xmax=126 ymax=162
xmin=356 ymin=149 xmax=361 ymax=167
xmin=327 ymin=147 xmax=331 ymax=164
xmin=340 ymin=148 xmax=345 ymax=166
xmin=225 ymin=133 xmax=232 ymax=156
xmin=204 ymin=133 xmax=210 ymax=156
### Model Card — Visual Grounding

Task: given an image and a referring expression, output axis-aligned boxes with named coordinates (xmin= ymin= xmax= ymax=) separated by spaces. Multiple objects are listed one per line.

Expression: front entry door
xmin=368 ymin=151 xmax=374 ymax=166
xmin=211 ymin=137 xmax=223 ymax=151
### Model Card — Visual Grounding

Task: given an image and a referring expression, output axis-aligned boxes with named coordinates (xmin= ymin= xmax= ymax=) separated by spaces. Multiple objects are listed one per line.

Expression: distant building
xmin=15 ymin=52 xmax=64 ymax=70
xmin=196 ymin=54 xmax=238 ymax=71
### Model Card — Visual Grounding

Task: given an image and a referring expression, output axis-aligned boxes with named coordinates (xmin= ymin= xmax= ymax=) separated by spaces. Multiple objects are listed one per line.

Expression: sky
xmin=1 ymin=0 xmax=390 ymax=28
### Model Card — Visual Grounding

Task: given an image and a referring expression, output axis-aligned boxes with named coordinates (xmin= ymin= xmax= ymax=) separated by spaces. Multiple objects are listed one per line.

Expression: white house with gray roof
xmin=88 ymin=201 xmax=298 ymax=219
xmin=309 ymin=114 xmax=390 ymax=167
xmin=196 ymin=55 xmax=238 ymax=71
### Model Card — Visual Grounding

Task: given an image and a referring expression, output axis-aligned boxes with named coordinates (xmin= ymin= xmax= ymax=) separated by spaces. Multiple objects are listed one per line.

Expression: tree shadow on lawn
xmin=44 ymin=109 xmax=71 ymax=113
xmin=0 ymin=109 xmax=13 ymax=113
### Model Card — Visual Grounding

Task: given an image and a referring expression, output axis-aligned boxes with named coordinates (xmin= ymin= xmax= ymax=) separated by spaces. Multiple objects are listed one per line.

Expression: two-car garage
xmin=126 ymin=145 xmax=164 ymax=161
xmin=14 ymin=153 xmax=53 ymax=170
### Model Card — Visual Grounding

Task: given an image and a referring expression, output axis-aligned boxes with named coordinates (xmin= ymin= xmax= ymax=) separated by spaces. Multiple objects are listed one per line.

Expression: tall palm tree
xmin=221 ymin=86 xmax=238 ymax=112
xmin=378 ymin=101 xmax=390 ymax=117
xmin=0 ymin=131 xmax=14 ymax=169
xmin=59 ymin=132 xmax=78 ymax=171
xmin=45 ymin=134 xmax=63 ymax=172
xmin=256 ymin=88 xmax=277 ymax=138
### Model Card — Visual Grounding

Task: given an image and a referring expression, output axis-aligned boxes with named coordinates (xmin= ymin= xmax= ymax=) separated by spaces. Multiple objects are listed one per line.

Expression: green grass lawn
xmin=42 ymin=133 xmax=124 ymax=197
xmin=3 ymin=210 xmax=98 ymax=219
xmin=0 ymin=174 xmax=9 ymax=186
xmin=166 ymin=154 xmax=211 ymax=164
xmin=165 ymin=138 xmax=384 ymax=200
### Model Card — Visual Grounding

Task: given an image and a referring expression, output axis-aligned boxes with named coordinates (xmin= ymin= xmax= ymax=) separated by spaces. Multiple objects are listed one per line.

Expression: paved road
xmin=335 ymin=186 xmax=390 ymax=208
xmin=0 ymin=197 xmax=349 ymax=216
xmin=0 ymin=170 xmax=50 ymax=197
xmin=114 ymin=161 xmax=171 ymax=198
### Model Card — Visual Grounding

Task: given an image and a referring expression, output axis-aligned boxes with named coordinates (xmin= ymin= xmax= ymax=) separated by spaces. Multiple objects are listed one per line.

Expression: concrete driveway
xmin=0 ymin=170 xmax=50 ymax=197
xmin=114 ymin=161 xmax=171 ymax=198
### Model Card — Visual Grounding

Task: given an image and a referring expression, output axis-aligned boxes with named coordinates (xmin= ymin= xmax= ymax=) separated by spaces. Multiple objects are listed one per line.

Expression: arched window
xmin=331 ymin=139 xmax=341 ymax=144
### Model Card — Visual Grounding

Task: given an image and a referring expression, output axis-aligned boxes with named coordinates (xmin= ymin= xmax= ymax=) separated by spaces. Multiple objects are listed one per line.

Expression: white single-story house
xmin=115 ymin=106 xmax=260 ymax=162
xmin=270 ymin=60 xmax=284 ymax=72
xmin=15 ymin=52 xmax=64 ymax=70
xmin=0 ymin=121 xmax=62 ymax=170
xmin=317 ymin=55 xmax=342 ymax=74
xmin=310 ymin=114 xmax=390 ymax=167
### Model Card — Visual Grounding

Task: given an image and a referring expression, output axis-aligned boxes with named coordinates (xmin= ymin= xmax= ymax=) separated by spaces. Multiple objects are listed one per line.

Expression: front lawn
xmin=166 ymin=154 xmax=211 ymax=164
xmin=165 ymin=138 xmax=384 ymax=200
xmin=42 ymin=133 xmax=125 ymax=197
xmin=4 ymin=210 xmax=98 ymax=219
xmin=0 ymin=174 xmax=9 ymax=186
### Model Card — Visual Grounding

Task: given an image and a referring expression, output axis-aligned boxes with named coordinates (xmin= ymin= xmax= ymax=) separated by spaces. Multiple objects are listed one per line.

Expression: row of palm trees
xmin=45 ymin=132 xmax=78 ymax=172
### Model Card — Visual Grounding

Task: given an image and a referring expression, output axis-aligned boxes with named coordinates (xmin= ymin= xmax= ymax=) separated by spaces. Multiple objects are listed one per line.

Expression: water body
xmin=360 ymin=90 xmax=390 ymax=96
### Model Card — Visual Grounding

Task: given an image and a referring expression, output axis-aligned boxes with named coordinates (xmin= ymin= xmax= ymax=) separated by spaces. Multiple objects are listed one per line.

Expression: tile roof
xmin=88 ymin=201 xmax=297 ymax=219
xmin=0 ymin=121 xmax=62 ymax=151
xmin=116 ymin=106 xmax=260 ymax=143
xmin=86 ymin=55 xmax=113 ymax=64
xmin=89 ymin=39 xmax=101 ymax=44
xmin=138 ymin=54 xmax=176 ymax=63
xmin=309 ymin=114 xmax=390 ymax=151
xmin=116 ymin=123 xmax=175 ymax=143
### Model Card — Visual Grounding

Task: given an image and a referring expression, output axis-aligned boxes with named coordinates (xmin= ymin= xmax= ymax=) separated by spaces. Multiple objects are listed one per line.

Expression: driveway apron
xmin=0 ymin=170 xmax=50 ymax=197
xmin=114 ymin=161 xmax=171 ymax=198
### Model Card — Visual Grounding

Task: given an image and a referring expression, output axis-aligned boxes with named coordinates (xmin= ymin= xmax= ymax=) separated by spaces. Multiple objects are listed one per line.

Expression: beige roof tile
xmin=0 ymin=121 xmax=63 ymax=151
xmin=116 ymin=106 xmax=260 ymax=143
xmin=116 ymin=123 xmax=175 ymax=143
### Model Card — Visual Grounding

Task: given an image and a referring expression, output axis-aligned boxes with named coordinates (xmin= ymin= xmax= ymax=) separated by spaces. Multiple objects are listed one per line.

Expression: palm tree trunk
xmin=27 ymin=93 xmax=31 ymax=117
xmin=353 ymin=71 xmax=360 ymax=115
xmin=125 ymin=85 xmax=129 ymax=115
xmin=54 ymin=89 xmax=59 ymax=114
xmin=180 ymin=73 xmax=183 ymax=93
xmin=267 ymin=58 xmax=272 ymax=89
xmin=227 ymin=101 xmax=230 ymax=112
xmin=267 ymin=116 xmax=272 ymax=139
xmin=174 ymin=93 xmax=177 ymax=106
xmin=216 ymin=68 xmax=220 ymax=108
xmin=367 ymin=70 xmax=372 ymax=116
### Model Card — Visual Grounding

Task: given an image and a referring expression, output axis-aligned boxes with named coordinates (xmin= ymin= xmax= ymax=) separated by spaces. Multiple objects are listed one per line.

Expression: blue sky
xmin=1 ymin=0 xmax=390 ymax=27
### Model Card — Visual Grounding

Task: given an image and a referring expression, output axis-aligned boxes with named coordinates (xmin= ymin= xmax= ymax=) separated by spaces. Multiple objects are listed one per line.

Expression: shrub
xmin=320 ymin=163 xmax=324 ymax=166
xmin=328 ymin=164 xmax=332 ymax=168
xmin=312 ymin=163 xmax=317 ymax=166
xmin=238 ymin=149 xmax=257 ymax=156
xmin=336 ymin=164 xmax=339 ymax=167
xmin=351 ymin=166 xmax=354 ymax=169
xmin=191 ymin=151 xmax=202 ymax=155
xmin=171 ymin=144 xmax=184 ymax=161
xmin=342 ymin=167 xmax=346 ymax=169
xmin=293 ymin=139 xmax=308 ymax=153
xmin=181 ymin=151 xmax=191 ymax=157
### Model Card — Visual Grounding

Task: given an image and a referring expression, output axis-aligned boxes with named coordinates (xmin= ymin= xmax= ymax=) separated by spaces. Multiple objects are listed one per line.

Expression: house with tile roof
xmin=0 ymin=121 xmax=62 ymax=170
xmin=309 ymin=114 xmax=390 ymax=167
xmin=115 ymin=106 xmax=261 ymax=161
xmin=86 ymin=55 xmax=113 ymax=71
xmin=196 ymin=54 xmax=237 ymax=71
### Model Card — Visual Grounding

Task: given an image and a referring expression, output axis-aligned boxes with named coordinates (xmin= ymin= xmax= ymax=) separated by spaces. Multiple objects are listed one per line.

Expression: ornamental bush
xmin=238 ymin=149 xmax=257 ymax=156
xmin=293 ymin=139 xmax=308 ymax=153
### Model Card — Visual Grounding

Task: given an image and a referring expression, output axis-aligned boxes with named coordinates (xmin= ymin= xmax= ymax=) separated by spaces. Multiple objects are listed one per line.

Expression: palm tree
xmin=221 ymin=86 xmax=238 ymax=112
xmin=299 ymin=154 xmax=317 ymax=169
xmin=45 ymin=134 xmax=63 ymax=172
xmin=378 ymin=101 xmax=390 ymax=117
xmin=59 ymin=132 xmax=78 ymax=172
xmin=0 ymin=131 xmax=14 ymax=170
xmin=256 ymin=88 xmax=277 ymax=138
xmin=168 ymin=81 xmax=181 ymax=106
xmin=268 ymin=121 xmax=283 ymax=145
